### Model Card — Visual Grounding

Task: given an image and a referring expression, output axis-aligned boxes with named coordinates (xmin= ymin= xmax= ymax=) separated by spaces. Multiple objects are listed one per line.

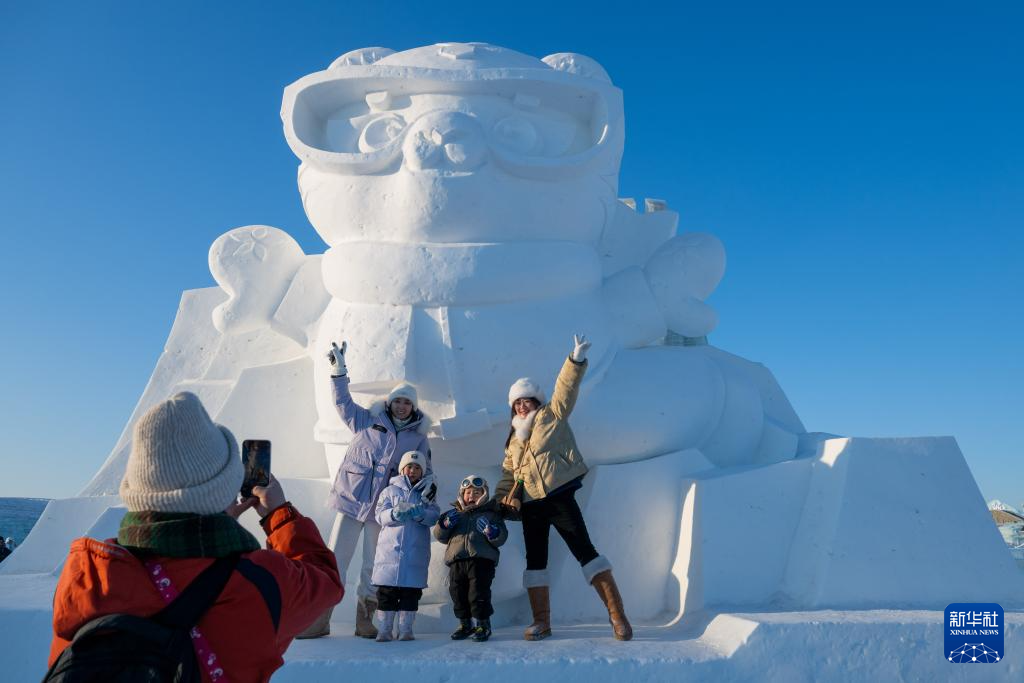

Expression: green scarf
xmin=118 ymin=511 xmax=261 ymax=558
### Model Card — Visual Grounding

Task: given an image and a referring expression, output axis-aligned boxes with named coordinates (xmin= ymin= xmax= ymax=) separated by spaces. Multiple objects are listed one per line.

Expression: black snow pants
xmin=448 ymin=557 xmax=497 ymax=619
xmin=521 ymin=487 xmax=599 ymax=571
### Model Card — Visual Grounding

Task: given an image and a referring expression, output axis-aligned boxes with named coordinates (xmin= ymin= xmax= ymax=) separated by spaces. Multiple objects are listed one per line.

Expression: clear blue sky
xmin=1 ymin=2 xmax=1021 ymax=502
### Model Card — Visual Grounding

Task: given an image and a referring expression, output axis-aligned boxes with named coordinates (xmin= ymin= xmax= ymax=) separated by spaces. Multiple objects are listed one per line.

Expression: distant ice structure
xmin=6 ymin=43 xmax=1022 ymax=626
xmin=989 ymin=499 xmax=1019 ymax=514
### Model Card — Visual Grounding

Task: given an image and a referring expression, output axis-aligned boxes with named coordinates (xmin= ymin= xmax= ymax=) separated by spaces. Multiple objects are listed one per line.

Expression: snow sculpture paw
xmin=644 ymin=233 xmax=726 ymax=338
xmin=209 ymin=226 xmax=306 ymax=334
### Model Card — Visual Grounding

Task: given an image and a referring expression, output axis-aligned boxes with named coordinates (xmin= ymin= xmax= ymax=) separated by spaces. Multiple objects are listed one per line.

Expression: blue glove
xmin=408 ymin=503 xmax=425 ymax=520
xmin=476 ymin=516 xmax=499 ymax=540
xmin=392 ymin=501 xmax=413 ymax=522
xmin=440 ymin=509 xmax=460 ymax=529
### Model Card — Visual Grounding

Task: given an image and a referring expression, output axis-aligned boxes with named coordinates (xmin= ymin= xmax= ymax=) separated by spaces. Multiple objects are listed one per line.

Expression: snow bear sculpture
xmin=278 ymin=43 xmax=804 ymax=473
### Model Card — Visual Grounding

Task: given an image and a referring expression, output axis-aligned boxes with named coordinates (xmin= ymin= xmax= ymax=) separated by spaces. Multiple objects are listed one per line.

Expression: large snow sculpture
xmin=280 ymin=43 xmax=801 ymax=471
xmin=14 ymin=43 xmax=1020 ymax=627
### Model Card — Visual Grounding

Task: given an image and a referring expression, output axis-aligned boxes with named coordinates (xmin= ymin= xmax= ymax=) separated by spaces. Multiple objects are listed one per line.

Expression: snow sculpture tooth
xmin=542 ymin=52 xmax=613 ymax=82
xmin=329 ymin=47 xmax=395 ymax=68
xmin=209 ymin=226 xmax=306 ymax=335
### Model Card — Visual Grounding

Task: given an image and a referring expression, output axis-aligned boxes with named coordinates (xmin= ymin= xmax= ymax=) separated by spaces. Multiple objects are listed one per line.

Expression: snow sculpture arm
xmin=331 ymin=374 xmax=375 ymax=434
xmin=644 ymin=232 xmax=725 ymax=338
xmin=602 ymin=232 xmax=726 ymax=346
xmin=549 ymin=355 xmax=588 ymax=420
xmin=209 ymin=226 xmax=306 ymax=334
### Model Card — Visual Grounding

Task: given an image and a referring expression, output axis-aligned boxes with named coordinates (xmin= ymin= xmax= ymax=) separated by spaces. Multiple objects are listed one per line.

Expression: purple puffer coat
xmin=327 ymin=375 xmax=431 ymax=522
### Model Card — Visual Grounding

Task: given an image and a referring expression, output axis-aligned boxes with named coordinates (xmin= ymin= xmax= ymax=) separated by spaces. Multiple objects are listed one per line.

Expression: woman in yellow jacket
xmin=495 ymin=335 xmax=632 ymax=642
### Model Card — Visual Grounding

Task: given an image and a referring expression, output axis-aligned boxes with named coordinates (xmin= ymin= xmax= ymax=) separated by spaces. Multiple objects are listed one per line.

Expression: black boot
xmin=450 ymin=618 xmax=474 ymax=640
xmin=472 ymin=618 xmax=492 ymax=642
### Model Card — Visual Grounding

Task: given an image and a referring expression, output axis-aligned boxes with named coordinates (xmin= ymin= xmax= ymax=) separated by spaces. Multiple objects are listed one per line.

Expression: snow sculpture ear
xmin=209 ymin=226 xmax=306 ymax=334
xmin=329 ymin=47 xmax=396 ymax=69
xmin=542 ymin=52 xmax=612 ymax=83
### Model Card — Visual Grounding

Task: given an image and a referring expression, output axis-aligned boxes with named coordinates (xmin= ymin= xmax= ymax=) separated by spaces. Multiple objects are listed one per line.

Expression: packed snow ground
xmin=4 ymin=572 xmax=1021 ymax=682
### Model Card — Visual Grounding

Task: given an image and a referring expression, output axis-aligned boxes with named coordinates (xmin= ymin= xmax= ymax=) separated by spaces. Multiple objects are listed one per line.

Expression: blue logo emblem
xmin=945 ymin=603 xmax=1003 ymax=663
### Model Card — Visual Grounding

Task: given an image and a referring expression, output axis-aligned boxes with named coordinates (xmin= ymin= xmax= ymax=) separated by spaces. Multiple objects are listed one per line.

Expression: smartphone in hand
xmin=241 ymin=440 xmax=272 ymax=499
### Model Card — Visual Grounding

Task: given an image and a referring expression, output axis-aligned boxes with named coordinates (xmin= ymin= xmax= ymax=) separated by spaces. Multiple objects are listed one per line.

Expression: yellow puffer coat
xmin=495 ymin=357 xmax=589 ymax=503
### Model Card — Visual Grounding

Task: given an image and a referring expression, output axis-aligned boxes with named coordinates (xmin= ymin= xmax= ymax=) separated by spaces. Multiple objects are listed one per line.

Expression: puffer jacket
xmin=328 ymin=375 xmax=431 ymax=522
xmin=372 ymin=475 xmax=441 ymax=588
xmin=495 ymin=357 xmax=590 ymax=503
xmin=48 ymin=504 xmax=343 ymax=683
xmin=433 ymin=497 xmax=508 ymax=565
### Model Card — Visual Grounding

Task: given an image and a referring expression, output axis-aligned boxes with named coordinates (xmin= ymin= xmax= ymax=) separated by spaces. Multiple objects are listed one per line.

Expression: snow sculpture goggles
xmin=282 ymin=69 xmax=623 ymax=179
xmin=460 ymin=476 xmax=486 ymax=490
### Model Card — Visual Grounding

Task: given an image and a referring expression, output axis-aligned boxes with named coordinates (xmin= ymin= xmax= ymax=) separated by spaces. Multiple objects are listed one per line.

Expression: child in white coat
xmin=372 ymin=450 xmax=440 ymax=641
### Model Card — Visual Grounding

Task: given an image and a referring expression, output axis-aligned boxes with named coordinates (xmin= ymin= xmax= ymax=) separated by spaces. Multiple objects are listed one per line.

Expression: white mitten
xmin=571 ymin=334 xmax=591 ymax=363
xmin=326 ymin=341 xmax=348 ymax=377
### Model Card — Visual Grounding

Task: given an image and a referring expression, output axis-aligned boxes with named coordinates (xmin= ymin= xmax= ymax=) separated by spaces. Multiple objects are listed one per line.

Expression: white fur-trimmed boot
xmin=583 ymin=556 xmax=632 ymax=641
xmin=375 ymin=610 xmax=396 ymax=642
xmin=397 ymin=611 xmax=416 ymax=641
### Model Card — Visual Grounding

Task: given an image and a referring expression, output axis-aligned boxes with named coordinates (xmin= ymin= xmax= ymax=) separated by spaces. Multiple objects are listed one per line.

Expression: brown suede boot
xmin=296 ymin=606 xmax=332 ymax=639
xmin=591 ymin=570 xmax=632 ymax=641
xmin=524 ymin=586 xmax=552 ymax=641
xmin=354 ymin=597 xmax=379 ymax=639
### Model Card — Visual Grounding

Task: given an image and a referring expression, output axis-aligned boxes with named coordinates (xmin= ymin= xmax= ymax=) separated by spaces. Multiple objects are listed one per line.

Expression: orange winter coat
xmin=49 ymin=504 xmax=343 ymax=683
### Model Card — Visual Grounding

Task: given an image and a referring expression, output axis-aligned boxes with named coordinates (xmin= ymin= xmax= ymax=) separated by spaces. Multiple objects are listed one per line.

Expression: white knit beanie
xmin=508 ymin=377 xmax=546 ymax=407
xmin=398 ymin=450 xmax=426 ymax=473
xmin=119 ymin=392 xmax=243 ymax=514
xmin=387 ymin=382 xmax=418 ymax=409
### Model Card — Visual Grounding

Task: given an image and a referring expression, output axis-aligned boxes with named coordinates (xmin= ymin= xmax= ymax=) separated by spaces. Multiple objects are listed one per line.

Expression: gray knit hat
xmin=119 ymin=392 xmax=243 ymax=514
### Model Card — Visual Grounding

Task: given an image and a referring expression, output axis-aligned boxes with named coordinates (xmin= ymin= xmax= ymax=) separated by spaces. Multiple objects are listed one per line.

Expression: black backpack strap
xmin=151 ymin=554 xmax=240 ymax=630
xmin=236 ymin=558 xmax=282 ymax=632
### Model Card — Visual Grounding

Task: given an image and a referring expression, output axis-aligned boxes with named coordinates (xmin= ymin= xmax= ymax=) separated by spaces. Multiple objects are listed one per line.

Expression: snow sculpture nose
xmin=403 ymin=111 xmax=487 ymax=172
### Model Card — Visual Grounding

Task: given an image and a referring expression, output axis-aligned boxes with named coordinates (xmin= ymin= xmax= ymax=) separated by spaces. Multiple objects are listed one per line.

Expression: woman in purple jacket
xmin=299 ymin=341 xmax=433 ymax=639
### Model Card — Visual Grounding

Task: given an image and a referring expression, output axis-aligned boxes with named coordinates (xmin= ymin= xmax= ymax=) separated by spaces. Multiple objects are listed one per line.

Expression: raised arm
xmin=548 ymin=335 xmax=590 ymax=419
xmin=326 ymin=341 xmax=374 ymax=433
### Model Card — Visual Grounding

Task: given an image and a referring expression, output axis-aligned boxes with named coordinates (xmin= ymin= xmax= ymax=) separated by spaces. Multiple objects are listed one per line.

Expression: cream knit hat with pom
xmin=119 ymin=392 xmax=243 ymax=514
